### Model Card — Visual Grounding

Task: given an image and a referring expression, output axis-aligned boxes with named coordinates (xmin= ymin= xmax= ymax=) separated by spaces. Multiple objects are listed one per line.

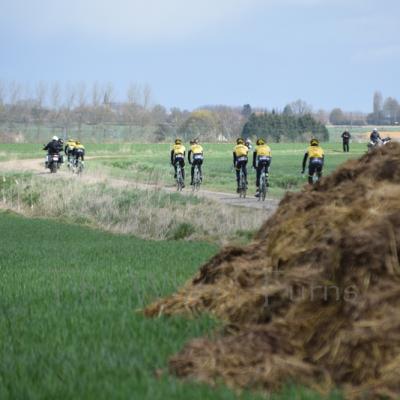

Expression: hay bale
xmin=144 ymin=143 xmax=400 ymax=399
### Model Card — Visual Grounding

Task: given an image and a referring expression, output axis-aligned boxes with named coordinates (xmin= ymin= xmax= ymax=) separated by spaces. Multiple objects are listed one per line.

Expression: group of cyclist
xmin=43 ymin=136 xmax=85 ymax=170
xmin=172 ymin=136 xmax=323 ymax=196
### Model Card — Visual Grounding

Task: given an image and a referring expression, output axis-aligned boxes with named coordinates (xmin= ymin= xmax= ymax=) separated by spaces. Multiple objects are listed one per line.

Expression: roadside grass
xmin=0 ymin=211 xmax=342 ymax=400
xmin=0 ymin=173 xmax=264 ymax=243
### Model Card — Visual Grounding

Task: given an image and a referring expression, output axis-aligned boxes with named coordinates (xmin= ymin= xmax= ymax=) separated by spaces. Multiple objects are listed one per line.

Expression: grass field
xmin=0 ymin=142 xmax=367 ymax=197
xmin=0 ymin=211 xmax=342 ymax=399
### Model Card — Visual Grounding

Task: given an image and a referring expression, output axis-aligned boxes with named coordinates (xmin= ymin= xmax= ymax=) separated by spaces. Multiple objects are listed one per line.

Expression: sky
xmin=0 ymin=0 xmax=399 ymax=111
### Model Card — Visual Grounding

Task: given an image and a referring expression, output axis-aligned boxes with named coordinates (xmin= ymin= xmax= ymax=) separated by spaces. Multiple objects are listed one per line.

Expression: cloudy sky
xmin=0 ymin=0 xmax=399 ymax=111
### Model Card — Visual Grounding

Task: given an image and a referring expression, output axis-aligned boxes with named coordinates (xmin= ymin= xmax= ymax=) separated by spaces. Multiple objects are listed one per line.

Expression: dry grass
xmin=0 ymin=174 xmax=266 ymax=242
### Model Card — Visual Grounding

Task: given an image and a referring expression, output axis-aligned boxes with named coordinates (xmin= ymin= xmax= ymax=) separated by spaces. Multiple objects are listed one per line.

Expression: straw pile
xmin=144 ymin=143 xmax=400 ymax=399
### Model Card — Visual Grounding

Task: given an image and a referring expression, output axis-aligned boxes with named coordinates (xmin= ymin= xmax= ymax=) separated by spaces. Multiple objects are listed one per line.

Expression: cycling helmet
xmin=52 ymin=135 xmax=59 ymax=141
xmin=175 ymin=138 xmax=182 ymax=145
xmin=193 ymin=138 xmax=199 ymax=144
xmin=310 ymin=138 xmax=319 ymax=146
xmin=236 ymin=138 xmax=245 ymax=145
xmin=256 ymin=138 xmax=266 ymax=145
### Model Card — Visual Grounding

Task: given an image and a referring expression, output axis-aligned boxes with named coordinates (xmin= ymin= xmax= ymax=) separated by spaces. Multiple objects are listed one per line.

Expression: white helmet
xmin=373 ymin=128 xmax=378 ymax=133
xmin=52 ymin=135 xmax=59 ymax=141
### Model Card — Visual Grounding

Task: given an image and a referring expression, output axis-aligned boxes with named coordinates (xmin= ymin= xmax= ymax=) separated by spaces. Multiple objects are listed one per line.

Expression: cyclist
xmin=253 ymin=138 xmax=271 ymax=197
xmin=64 ymin=138 xmax=77 ymax=164
xmin=188 ymin=138 xmax=204 ymax=186
xmin=171 ymin=138 xmax=186 ymax=187
xmin=233 ymin=138 xmax=249 ymax=193
xmin=72 ymin=140 xmax=85 ymax=164
xmin=43 ymin=136 xmax=63 ymax=168
xmin=301 ymin=138 xmax=324 ymax=185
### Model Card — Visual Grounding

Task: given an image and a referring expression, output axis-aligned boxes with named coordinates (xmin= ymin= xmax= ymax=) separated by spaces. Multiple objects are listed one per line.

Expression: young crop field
xmin=0 ymin=211 xmax=342 ymax=400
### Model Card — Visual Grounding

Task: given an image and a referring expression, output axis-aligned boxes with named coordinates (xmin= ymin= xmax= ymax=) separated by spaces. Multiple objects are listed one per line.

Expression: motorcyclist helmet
xmin=52 ymin=135 xmax=59 ymax=141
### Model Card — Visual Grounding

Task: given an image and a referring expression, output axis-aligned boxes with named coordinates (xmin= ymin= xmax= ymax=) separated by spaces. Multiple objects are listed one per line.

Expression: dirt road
xmin=0 ymin=158 xmax=279 ymax=211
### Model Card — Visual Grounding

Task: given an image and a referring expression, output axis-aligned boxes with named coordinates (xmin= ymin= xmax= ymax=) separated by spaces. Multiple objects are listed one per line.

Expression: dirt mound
xmin=144 ymin=143 xmax=400 ymax=399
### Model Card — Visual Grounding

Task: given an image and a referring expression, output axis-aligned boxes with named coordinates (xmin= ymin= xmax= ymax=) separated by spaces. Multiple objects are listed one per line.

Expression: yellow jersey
xmin=190 ymin=144 xmax=203 ymax=154
xmin=234 ymin=144 xmax=249 ymax=157
xmin=307 ymin=146 xmax=324 ymax=159
xmin=255 ymin=144 xmax=271 ymax=157
xmin=173 ymin=144 xmax=185 ymax=155
xmin=75 ymin=144 xmax=85 ymax=150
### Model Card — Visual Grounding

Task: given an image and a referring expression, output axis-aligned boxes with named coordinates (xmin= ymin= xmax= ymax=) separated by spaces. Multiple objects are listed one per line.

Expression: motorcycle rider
xmin=301 ymin=138 xmax=324 ymax=185
xmin=170 ymin=138 xmax=186 ymax=187
xmin=233 ymin=138 xmax=249 ymax=193
xmin=188 ymin=138 xmax=204 ymax=185
xmin=253 ymin=138 xmax=271 ymax=197
xmin=370 ymin=128 xmax=381 ymax=145
xmin=43 ymin=136 xmax=63 ymax=168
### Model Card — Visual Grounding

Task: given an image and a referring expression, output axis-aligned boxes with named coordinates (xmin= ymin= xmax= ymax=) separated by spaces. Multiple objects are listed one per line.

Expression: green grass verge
xmin=0 ymin=212 xmax=342 ymax=399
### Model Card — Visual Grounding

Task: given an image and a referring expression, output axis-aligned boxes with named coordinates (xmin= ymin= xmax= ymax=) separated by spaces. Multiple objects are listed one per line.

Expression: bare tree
xmin=35 ymin=81 xmax=47 ymax=108
xmin=127 ymin=83 xmax=141 ymax=105
xmin=289 ymin=99 xmax=312 ymax=116
xmin=51 ymin=82 xmax=61 ymax=110
xmin=0 ymin=80 xmax=5 ymax=106
xmin=143 ymin=83 xmax=152 ymax=110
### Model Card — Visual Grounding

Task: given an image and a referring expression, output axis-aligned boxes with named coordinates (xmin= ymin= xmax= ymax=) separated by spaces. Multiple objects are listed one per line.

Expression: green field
xmin=0 ymin=211 xmax=343 ymax=399
xmin=1 ymin=142 xmax=367 ymax=197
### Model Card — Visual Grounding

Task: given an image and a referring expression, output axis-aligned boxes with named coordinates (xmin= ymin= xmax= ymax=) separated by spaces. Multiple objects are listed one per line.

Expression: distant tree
xmin=283 ymin=104 xmax=293 ymax=116
xmin=373 ymin=91 xmax=383 ymax=114
xmin=289 ymin=99 xmax=312 ymax=116
xmin=241 ymin=104 xmax=252 ymax=119
xmin=178 ymin=110 xmax=220 ymax=141
xmin=329 ymin=108 xmax=346 ymax=125
xmin=383 ymin=97 xmax=399 ymax=124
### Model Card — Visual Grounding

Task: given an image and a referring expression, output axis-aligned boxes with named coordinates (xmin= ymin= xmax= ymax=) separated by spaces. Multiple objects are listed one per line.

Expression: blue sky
xmin=0 ymin=0 xmax=399 ymax=111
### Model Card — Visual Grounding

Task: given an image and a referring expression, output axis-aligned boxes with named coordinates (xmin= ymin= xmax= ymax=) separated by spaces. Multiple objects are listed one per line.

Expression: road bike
xmin=258 ymin=166 xmax=269 ymax=201
xmin=238 ymin=165 xmax=247 ymax=198
xmin=192 ymin=164 xmax=201 ymax=192
xmin=176 ymin=163 xmax=184 ymax=191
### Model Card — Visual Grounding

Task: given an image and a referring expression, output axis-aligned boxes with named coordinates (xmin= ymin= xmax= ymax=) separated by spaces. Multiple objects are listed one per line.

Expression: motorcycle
xmin=45 ymin=153 xmax=63 ymax=173
xmin=367 ymin=137 xmax=392 ymax=152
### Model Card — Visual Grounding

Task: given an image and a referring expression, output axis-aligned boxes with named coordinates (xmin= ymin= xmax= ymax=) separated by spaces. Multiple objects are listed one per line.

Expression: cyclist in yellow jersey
xmin=188 ymin=138 xmax=204 ymax=185
xmin=73 ymin=140 xmax=85 ymax=162
xmin=253 ymin=138 xmax=271 ymax=197
xmin=233 ymin=138 xmax=249 ymax=193
xmin=64 ymin=138 xmax=77 ymax=163
xmin=302 ymin=138 xmax=324 ymax=184
xmin=171 ymin=138 xmax=186 ymax=187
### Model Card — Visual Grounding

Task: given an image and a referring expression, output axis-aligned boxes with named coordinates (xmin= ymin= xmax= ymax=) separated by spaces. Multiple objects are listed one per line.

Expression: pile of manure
xmin=145 ymin=143 xmax=400 ymax=399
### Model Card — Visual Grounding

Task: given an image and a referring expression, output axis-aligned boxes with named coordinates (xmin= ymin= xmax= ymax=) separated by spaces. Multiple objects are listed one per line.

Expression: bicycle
xmin=176 ymin=163 xmax=184 ymax=191
xmin=238 ymin=166 xmax=247 ymax=198
xmin=192 ymin=164 xmax=201 ymax=192
xmin=258 ymin=166 xmax=269 ymax=201
xmin=72 ymin=158 xmax=84 ymax=175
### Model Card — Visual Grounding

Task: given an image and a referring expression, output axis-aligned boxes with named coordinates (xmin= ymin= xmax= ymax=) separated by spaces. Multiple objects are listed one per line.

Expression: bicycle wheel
xmin=176 ymin=165 xmax=183 ymax=191
xmin=193 ymin=165 xmax=200 ymax=191
xmin=239 ymin=168 xmax=246 ymax=198
xmin=260 ymin=168 xmax=267 ymax=201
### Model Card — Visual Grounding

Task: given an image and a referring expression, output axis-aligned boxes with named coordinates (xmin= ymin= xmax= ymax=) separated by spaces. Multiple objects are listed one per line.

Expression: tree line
xmin=329 ymin=91 xmax=400 ymax=126
xmin=0 ymin=80 xmax=331 ymax=143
